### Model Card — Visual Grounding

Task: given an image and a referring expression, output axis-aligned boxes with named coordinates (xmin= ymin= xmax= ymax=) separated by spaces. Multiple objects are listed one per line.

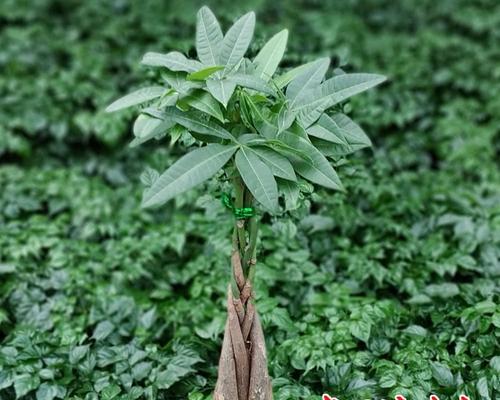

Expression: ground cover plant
xmin=105 ymin=6 xmax=384 ymax=399
xmin=0 ymin=1 xmax=499 ymax=399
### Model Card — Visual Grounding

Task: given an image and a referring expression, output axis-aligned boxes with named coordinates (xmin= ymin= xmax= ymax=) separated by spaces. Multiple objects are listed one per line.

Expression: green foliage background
xmin=0 ymin=0 xmax=499 ymax=399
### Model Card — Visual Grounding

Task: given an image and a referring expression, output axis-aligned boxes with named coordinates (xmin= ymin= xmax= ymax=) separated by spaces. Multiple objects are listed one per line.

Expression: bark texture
xmin=213 ymin=248 xmax=272 ymax=400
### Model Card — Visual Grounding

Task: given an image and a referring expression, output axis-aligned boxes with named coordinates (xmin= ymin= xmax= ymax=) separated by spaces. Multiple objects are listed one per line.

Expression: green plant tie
xmin=221 ymin=193 xmax=255 ymax=219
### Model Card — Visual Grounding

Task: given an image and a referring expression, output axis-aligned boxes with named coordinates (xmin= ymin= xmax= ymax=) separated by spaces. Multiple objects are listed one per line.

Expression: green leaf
xmin=379 ymin=375 xmax=397 ymax=388
xmin=155 ymin=349 xmax=201 ymax=389
xmin=141 ymin=51 xmax=202 ymax=72
xmin=320 ymin=73 xmax=386 ymax=109
xmin=265 ymin=139 xmax=312 ymax=162
xmin=307 ymin=113 xmax=371 ymax=155
xmin=169 ymin=124 xmax=188 ymax=147
xmin=270 ymin=308 xmax=298 ymax=333
xmin=220 ymin=12 xmax=255 ymax=74
xmin=78 ymin=352 xmax=96 ymax=375
xmin=300 ymin=215 xmax=334 ymax=233
xmin=133 ymin=114 xmax=174 ymax=139
xmin=253 ymin=29 xmax=288 ymax=81
xmin=286 ymin=58 xmax=330 ymax=105
xmin=156 ymin=368 xmax=188 ymax=389
xmin=146 ymin=107 xmax=233 ymax=140
xmin=307 ymin=114 xmax=350 ymax=144
xmin=132 ymin=361 xmax=152 ymax=381
xmin=278 ymin=179 xmax=300 ymax=211
xmin=292 ymin=74 xmax=386 ymax=124
xmin=128 ymin=387 xmax=144 ymax=400
xmin=430 ymin=362 xmax=454 ymax=387
xmin=277 ymin=106 xmax=296 ymax=133
xmin=0 ymin=264 xmax=15 ymax=274
xmin=101 ymin=384 xmax=121 ymax=400
xmin=105 ymin=86 xmax=165 ymax=113
xmin=279 ymin=131 xmax=343 ymax=190
xmin=296 ymin=99 xmax=329 ymax=128
xmin=236 ymin=57 xmax=256 ymax=75
xmin=129 ymin=350 xmax=148 ymax=366
xmin=403 ymin=325 xmax=428 ymax=337
xmin=235 ymin=147 xmax=279 ymax=213
xmin=474 ymin=300 xmax=496 ymax=314
xmin=228 ymin=73 xmax=275 ymax=95
xmin=142 ymin=144 xmax=238 ymax=208
xmin=493 ymin=313 xmax=500 ymax=328
xmin=490 ymin=356 xmax=500 ymax=372
xmin=92 ymin=320 xmax=114 ymax=341
xmin=379 ymin=375 xmax=398 ymax=388
xmin=14 ymin=374 xmax=40 ymax=399
xmin=425 ymin=283 xmax=460 ymax=298
xmin=187 ymin=66 xmax=224 ymax=81
xmin=238 ymin=134 xmax=264 ymax=145
xmin=350 ymin=320 xmax=371 ymax=343
xmin=36 ymin=383 xmax=65 ymax=400
xmin=129 ymin=130 xmax=169 ymax=148
xmin=69 ymin=344 xmax=89 ymax=364
xmin=133 ymin=114 xmax=162 ymax=138
xmin=161 ymin=71 xmax=198 ymax=95
xmin=180 ymin=90 xmax=224 ymax=122
xmin=274 ymin=59 xmax=320 ymax=89
xmin=196 ymin=6 xmax=223 ymax=66
xmin=249 ymin=146 xmax=296 ymax=181
xmin=0 ymin=371 xmax=13 ymax=390
xmin=240 ymin=92 xmax=268 ymax=123
xmin=476 ymin=377 xmax=489 ymax=398
xmin=206 ymin=78 xmax=237 ymax=107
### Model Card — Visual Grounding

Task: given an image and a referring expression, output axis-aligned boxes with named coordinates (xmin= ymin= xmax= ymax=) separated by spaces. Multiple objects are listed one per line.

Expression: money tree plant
xmin=106 ymin=6 xmax=385 ymax=400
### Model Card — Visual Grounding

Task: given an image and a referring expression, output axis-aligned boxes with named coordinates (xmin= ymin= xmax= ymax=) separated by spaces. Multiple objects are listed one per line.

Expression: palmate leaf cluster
xmin=106 ymin=6 xmax=385 ymax=212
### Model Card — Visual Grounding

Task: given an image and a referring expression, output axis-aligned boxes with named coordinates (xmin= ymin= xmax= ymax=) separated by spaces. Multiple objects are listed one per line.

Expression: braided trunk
xmin=214 ymin=180 xmax=272 ymax=400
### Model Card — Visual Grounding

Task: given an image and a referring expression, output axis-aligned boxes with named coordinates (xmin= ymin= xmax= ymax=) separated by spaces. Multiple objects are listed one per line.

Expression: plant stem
xmin=243 ymin=215 xmax=258 ymax=273
xmin=230 ymin=228 xmax=242 ymax=298
xmin=233 ymin=176 xmax=247 ymax=256
xmin=245 ymin=230 xmax=258 ymax=286
xmin=233 ymin=175 xmax=260 ymax=284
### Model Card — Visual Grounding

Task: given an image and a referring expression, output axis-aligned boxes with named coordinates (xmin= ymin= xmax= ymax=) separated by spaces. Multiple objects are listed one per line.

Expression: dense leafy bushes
xmin=0 ymin=0 xmax=499 ymax=399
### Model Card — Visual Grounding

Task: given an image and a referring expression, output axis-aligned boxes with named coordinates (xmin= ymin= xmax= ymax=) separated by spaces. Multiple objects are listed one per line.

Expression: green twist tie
xmin=221 ymin=193 xmax=255 ymax=220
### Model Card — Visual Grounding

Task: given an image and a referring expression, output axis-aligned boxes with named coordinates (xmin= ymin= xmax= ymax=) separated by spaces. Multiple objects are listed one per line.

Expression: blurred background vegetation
xmin=0 ymin=0 xmax=499 ymax=399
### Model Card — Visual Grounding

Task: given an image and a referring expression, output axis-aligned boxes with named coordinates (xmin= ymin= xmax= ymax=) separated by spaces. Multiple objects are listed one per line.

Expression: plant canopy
xmin=106 ymin=6 xmax=386 ymax=213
